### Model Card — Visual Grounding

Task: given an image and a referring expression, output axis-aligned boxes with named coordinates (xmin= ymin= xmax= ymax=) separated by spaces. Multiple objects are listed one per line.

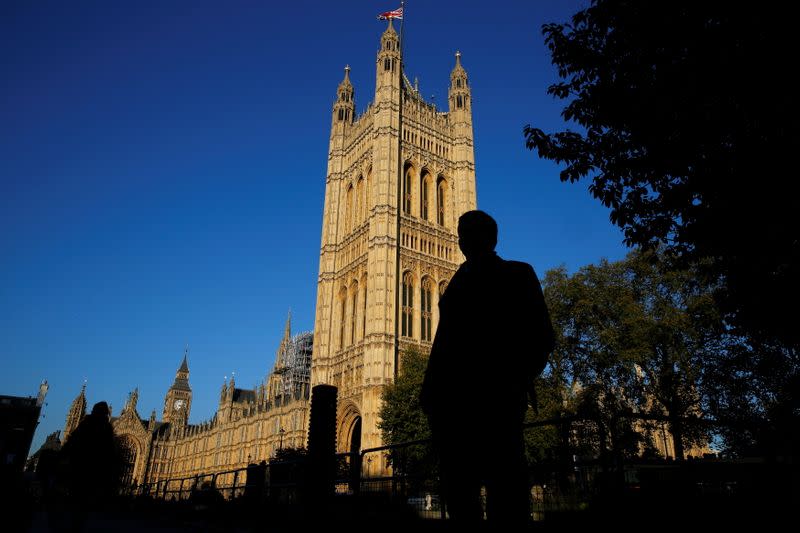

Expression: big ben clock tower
xmin=162 ymin=349 xmax=192 ymax=426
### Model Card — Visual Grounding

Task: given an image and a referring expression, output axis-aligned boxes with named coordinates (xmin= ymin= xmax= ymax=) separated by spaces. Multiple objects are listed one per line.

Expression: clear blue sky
xmin=1 ymin=0 xmax=626 ymax=453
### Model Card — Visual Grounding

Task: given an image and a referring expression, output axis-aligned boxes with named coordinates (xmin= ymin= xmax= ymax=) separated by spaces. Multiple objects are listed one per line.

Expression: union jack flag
xmin=377 ymin=6 xmax=403 ymax=20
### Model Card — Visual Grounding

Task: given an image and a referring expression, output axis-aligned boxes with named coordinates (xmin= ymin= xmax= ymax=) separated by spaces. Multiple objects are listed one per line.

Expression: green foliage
xmin=525 ymin=0 xmax=799 ymax=352
xmin=378 ymin=347 xmax=435 ymax=476
xmin=523 ymin=373 xmax=563 ymax=466
xmin=271 ymin=446 xmax=307 ymax=463
xmin=542 ymin=250 xmax=715 ymax=459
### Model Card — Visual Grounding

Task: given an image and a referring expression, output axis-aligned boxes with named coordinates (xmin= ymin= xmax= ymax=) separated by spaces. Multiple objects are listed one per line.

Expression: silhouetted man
xmin=56 ymin=401 xmax=120 ymax=530
xmin=420 ymin=210 xmax=554 ymax=527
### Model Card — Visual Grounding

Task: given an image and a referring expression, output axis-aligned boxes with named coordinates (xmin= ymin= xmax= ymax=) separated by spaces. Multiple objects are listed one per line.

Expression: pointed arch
xmin=420 ymin=170 xmax=433 ymax=222
xmin=436 ymin=175 xmax=448 ymax=227
xmin=349 ymin=280 xmax=359 ymax=345
xmin=356 ymin=176 xmax=365 ymax=224
xmin=363 ymin=166 xmax=372 ymax=222
xmin=421 ymin=276 xmax=433 ymax=341
xmin=401 ymin=271 xmax=414 ymax=338
xmin=402 ymin=162 xmax=415 ymax=216
xmin=361 ymin=272 xmax=368 ymax=339
xmin=345 ymin=183 xmax=354 ymax=232
xmin=338 ymin=286 xmax=348 ymax=350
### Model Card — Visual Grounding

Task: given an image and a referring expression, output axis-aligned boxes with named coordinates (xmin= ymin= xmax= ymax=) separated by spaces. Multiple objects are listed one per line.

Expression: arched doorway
xmin=116 ymin=435 xmax=138 ymax=487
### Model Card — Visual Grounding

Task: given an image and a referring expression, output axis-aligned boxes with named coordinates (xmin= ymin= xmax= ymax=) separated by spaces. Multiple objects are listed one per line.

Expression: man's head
xmin=458 ymin=210 xmax=497 ymax=260
xmin=91 ymin=401 xmax=110 ymax=418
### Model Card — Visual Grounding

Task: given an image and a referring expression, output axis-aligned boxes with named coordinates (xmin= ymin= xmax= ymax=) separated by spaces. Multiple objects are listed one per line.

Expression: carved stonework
xmin=311 ymin=22 xmax=477 ymax=473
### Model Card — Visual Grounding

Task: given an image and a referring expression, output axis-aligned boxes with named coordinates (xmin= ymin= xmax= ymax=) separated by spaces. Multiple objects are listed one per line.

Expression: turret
xmin=375 ymin=19 xmax=401 ymax=101
xmin=448 ymin=51 xmax=471 ymax=115
xmin=63 ymin=382 xmax=87 ymax=443
xmin=332 ymin=65 xmax=355 ymax=129
xmin=447 ymin=51 xmax=477 ymax=217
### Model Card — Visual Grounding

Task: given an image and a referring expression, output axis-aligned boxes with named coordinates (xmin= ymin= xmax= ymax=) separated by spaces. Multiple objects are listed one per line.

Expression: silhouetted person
xmin=420 ymin=210 xmax=554 ymax=527
xmin=55 ymin=401 xmax=120 ymax=531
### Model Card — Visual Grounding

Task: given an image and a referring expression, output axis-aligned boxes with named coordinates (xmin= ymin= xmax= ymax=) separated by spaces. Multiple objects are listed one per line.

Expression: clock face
xmin=173 ymin=399 xmax=185 ymax=411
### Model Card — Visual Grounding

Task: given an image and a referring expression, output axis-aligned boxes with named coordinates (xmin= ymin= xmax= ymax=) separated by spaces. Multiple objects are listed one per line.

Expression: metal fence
xmin=130 ymin=413 xmax=736 ymax=521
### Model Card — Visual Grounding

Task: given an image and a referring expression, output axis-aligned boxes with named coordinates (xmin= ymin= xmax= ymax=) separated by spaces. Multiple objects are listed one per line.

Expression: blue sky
xmin=1 ymin=0 xmax=626 ymax=452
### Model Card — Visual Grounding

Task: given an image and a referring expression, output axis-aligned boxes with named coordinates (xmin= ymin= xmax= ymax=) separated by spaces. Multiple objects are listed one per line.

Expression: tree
xmin=378 ymin=347 xmax=435 ymax=477
xmin=543 ymin=250 xmax=717 ymax=460
xmin=525 ymin=1 xmax=799 ymax=350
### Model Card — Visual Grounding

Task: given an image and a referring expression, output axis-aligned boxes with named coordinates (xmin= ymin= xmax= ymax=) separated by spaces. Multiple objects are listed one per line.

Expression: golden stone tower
xmin=311 ymin=20 xmax=477 ymax=470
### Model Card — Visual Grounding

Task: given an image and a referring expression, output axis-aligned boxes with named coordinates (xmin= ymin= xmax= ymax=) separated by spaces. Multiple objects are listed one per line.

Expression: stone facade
xmin=311 ymin=20 xmax=477 ymax=472
xmin=65 ymin=317 xmax=312 ymax=487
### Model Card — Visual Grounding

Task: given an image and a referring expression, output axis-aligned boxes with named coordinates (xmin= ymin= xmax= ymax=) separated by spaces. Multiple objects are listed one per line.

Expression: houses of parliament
xmin=60 ymin=20 xmax=477 ymax=485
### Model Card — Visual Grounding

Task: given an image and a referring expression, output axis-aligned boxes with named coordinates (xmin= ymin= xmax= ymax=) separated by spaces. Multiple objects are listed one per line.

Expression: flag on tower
xmin=378 ymin=6 xmax=403 ymax=20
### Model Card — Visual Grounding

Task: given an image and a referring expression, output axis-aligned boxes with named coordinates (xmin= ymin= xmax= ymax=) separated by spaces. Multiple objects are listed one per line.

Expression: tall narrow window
xmin=356 ymin=177 xmax=364 ymax=223
xmin=345 ymin=184 xmax=354 ymax=232
xmin=401 ymin=272 xmax=414 ymax=337
xmin=421 ymin=278 xmax=432 ymax=341
xmin=339 ymin=290 xmax=347 ymax=350
xmin=421 ymin=174 xmax=430 ymax=221
xmin=362 ymin=280 xmax=368 ymax=339
xmin=350 ymin=284 xmax=358 ymax=344
xmin=437 ymin=178 xmax=447 ymax=226
xmin=403 ymin=169 xmax=412 ymax=214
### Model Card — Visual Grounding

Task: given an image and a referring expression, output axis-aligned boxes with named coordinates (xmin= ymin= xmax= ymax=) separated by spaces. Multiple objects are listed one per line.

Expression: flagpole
xmin=399 ymin=1 xmax=405 ymax=63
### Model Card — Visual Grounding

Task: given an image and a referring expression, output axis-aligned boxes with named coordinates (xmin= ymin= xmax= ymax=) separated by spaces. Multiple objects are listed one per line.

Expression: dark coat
xmin=420 ymin=253 xmax=554 ymax=440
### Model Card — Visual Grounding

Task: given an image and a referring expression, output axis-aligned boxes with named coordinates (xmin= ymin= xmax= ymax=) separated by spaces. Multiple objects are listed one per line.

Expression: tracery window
xmin=421 ymin=277 xmax=433 ymax=341
xmin=350 ymin=282 xmax=359 ymax=344
xmin=421 ymin=174 xmax=431 ymax=221
xmin=437 ymin=178 xmax=447 ymax=226
xmin=401 ymin=271 xmax=414 ymax=337
xmin=339 ymin=288 xmax=347 ymax=350
xmin=403 ymin=168 xmax=412 ymax=214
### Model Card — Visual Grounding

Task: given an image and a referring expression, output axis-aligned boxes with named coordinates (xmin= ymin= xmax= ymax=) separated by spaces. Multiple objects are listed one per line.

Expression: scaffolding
xmin=272 ymin=331 xmax=313 ymax=398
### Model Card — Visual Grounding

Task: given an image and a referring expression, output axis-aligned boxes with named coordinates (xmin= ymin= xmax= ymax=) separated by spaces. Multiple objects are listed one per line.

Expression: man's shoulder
xmin=501 ymin=259 xmax=536 ymax=276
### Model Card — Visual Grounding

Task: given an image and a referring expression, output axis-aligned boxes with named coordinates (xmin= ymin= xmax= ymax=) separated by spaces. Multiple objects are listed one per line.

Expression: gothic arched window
xmin=401 ymin=272 xmax=414 ymax=338
xmin=339 ymin=288 xmax=347 ymax=350
xmin=350 ymin=282 xmax=359 ymax=344
xmin=420 ymin=173 xmax=431 ymax=221
xmin=356 ymin=176 xmax=364 ymax=223
xmin=361 ymin=274 xmax=368 ymax=339
xmin=403 ymin=167 xmax=413 ymax=215
xmin=437 ymin=177 xmax=447 ymax=226
xmin=345 ymin=184 xmax=354 ymax=232
xmin=421 ymin=277 xmax=433 ymax=341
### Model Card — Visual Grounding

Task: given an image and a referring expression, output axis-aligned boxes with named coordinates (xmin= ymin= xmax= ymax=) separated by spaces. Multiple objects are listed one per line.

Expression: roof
xmin=232 ymin=388 xmax=256 ymax=404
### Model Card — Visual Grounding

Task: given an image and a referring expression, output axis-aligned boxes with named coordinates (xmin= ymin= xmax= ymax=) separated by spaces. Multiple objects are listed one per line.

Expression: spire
xmin=284 ymin=309 xmax=292 ymax=340
xmin=333 ymin=65 xmax=355 ymax=125
xmin=126 ymin=387 xmax=139 ymax=412
xmin=384 ymin=17 xmax=396 ymax=35
xmin=379 ymin=17 xmax=400 ymax=53
xmin=451 ymin=50 xmax=467 ymax=79
xmin=449 ymin=51 xmax=470 ymax=113
xmin=170 ymin=347 xmax=191 ymax=391
xmin=179 ymin=346 xmax=189 ymax=374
